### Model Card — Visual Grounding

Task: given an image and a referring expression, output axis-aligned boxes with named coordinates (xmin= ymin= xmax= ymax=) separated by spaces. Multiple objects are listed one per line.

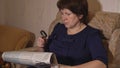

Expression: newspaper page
xmin=2 ymin=51 xmax=57 ymax=66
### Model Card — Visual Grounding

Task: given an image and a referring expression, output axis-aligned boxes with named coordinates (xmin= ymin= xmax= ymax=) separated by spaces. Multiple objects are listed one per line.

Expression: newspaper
xmin=2 ymin=51 xmax=57 ymax=66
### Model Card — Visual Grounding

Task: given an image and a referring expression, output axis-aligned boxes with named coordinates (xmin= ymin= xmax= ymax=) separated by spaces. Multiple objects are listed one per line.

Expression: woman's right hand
xmin=36 ymin=37 xmax=46 ymax=48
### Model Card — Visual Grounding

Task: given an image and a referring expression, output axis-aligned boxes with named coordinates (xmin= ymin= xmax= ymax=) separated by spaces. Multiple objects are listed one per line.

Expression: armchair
xmin=49 ymin=11 xmax=120 ymax=68
xmin=0 ymin=24 xmax=35 ymax=68
xmin=0 ymin=25 xmax=35 ymax=52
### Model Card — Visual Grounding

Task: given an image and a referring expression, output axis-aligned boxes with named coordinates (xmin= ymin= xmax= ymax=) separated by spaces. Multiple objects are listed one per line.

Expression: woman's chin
xmin=64 ymin=24 xmax=71 ymax=29
xmin=64 ymin=25 xmax=69 ymax=28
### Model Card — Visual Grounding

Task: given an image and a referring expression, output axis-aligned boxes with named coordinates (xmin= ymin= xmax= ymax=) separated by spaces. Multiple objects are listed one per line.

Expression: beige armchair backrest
xmin=48 ymin=11 xmax=120 ymax=68
xmin=48 ymin=12 xmax=62 ymax=36
xmin=89 ymin=12 xmax=120 ymax=40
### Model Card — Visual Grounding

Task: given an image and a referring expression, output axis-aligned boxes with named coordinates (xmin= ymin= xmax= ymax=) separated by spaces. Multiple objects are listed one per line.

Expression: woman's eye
xmin=60 ymin=12 xmax=72 ymax=16
xmin=66 ymin=13 xmax=71 ymax=16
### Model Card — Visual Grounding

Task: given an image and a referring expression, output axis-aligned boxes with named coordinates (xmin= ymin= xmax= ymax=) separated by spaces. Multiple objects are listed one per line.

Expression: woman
xmin=37 ymin=0 xmax=108 ymax=68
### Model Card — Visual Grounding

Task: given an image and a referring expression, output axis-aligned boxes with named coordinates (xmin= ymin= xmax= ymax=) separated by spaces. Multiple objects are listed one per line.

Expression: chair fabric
xmin=0 ymin=25 xmax=35 ymax=52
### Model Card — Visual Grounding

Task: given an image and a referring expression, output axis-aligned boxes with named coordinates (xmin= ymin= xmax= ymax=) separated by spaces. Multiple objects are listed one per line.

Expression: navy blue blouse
xmin=45 ymin=23 xmax=108 ymax=66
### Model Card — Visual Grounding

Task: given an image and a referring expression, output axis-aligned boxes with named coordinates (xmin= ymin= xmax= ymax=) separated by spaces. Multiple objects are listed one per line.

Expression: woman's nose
xmin=62 ymin=15 xmax=67 ymax=22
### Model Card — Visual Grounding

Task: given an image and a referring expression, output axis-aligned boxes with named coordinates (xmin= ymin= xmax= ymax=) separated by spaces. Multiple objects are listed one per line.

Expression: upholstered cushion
xmin=89 ymin=11 xmax=120 ymax=39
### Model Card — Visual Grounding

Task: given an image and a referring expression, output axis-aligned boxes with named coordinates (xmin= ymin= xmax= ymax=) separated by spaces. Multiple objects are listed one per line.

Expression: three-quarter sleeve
xmin=86 ymin=30 xmax=108 ymax=65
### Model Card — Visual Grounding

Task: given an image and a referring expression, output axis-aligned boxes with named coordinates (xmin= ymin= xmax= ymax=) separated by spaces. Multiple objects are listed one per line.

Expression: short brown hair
xmin=57 ymin=0 xmax=88 ymax=24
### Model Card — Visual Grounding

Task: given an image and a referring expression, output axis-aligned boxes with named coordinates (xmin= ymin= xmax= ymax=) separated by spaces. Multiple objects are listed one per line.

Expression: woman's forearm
xmin=59 ymin=60 xmax=107 ymax=68
xmin=71 ymin=60 xmax=106 ymax=68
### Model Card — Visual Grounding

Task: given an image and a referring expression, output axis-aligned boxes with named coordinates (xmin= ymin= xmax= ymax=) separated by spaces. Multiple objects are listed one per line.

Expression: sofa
xmin=6 ymin=11 xmax=120 ymax=68
xmin=0 ymin=24 xmax=35 ymax=52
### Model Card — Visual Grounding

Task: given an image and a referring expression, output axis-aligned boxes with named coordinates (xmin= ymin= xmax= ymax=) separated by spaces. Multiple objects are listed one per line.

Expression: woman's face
xmin=60 ymin=9 xmax=82 ymax=29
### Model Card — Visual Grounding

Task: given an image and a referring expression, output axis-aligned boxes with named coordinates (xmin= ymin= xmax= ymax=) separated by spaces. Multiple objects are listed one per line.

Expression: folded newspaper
xmin=2 ymin=51 xmax=58 ymax=66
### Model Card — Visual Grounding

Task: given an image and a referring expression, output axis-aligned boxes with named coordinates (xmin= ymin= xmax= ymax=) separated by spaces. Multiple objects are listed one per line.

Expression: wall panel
xmin=0 ymin=0 xmax=5 ymax=24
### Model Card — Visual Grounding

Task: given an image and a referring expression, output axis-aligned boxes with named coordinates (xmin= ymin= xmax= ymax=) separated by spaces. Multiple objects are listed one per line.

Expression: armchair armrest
xmin=109 ymin=28 xmax=120 ymax=68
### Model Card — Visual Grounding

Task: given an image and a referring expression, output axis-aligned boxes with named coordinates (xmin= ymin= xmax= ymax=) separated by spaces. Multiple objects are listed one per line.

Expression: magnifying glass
xmin=40 ymin=30 xmax=47 ymax=38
